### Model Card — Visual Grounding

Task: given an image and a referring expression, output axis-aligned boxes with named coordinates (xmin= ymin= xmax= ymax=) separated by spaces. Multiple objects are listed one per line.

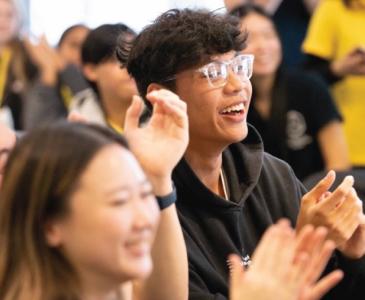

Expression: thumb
xmin=124 ymin=95 xmax=143 ymax=132
xmin=229 ymin=254 xmax=246 ymax=289
xmin=306 ymin=171 xmax=336 ymax=204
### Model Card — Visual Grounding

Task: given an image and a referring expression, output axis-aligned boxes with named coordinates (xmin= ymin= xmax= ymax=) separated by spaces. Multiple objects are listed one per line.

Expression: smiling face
xmin=174 ymin=51 xmax=252 ymax=150
xmin=240 ymin=12 xmax=282 ymax=77
xmin=85 ymin=58 xmax=138 ymax=106
xmin=58 ymin=26 xmax=89 ymax=66
xmin=46 ymin=144 xmax=160 ymax=286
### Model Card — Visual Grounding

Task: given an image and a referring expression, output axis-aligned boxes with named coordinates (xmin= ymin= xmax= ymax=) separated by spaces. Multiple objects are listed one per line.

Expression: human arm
xmin=304 ymin=50 xmax=365 ymax=85
xmin=23 ymin=82 xmax=68 ymax=129
xmin=123 ymin=90 xmax=189 ymax=300
xmin=317 ymin=121 xmax=350 ymax=172
xmin=302 ymin=0 xmax=320 ymax=14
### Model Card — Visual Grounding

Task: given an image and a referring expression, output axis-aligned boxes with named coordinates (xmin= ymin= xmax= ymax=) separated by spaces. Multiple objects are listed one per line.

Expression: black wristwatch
xmin=156 ymin=185 xmax=177 ymax=210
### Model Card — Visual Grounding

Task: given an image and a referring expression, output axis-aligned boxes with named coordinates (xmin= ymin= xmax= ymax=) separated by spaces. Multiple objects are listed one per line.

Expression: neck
xmin=100 ymin=93 xmax=131 ymax=130
xmin=253 ymin=73 xmax=275 ymax=100
xmin=79 ymin=271 xmax=124 ymax=300
xmin=185 ymin=140 xmax=225 ymax=197
xmin=252 ymin=74 xmax=276 ymax=119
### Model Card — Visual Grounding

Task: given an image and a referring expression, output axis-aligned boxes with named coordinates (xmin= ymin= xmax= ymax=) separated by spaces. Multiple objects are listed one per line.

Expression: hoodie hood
xmin=173 ymin=124 xmax=264 ymax=211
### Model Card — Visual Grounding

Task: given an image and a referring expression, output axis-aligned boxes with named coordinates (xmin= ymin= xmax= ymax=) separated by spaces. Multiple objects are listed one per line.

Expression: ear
xmin=83 ymin=63 xmax=98 ymax=82
xmin=146 ymin=83 xmax=166 ymax=95
xmin=44 ymin=219 xmax=64 ymax=247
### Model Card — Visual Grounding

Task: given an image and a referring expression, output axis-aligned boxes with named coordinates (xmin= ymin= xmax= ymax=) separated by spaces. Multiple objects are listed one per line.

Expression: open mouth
xmin=220 ymin=102 xmax=245 ymax=116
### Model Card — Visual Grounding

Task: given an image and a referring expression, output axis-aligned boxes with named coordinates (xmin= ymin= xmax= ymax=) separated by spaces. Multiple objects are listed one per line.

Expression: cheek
xmin=271 ymin=40 xmax=282 ymax=59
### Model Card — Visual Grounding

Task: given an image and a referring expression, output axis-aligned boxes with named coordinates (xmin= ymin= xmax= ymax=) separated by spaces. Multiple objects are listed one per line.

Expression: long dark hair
xmin=0 ymin=122 xmax=128 ymax=300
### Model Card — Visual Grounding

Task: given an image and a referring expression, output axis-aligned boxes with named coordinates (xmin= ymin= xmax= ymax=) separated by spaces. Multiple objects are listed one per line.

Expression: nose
xmin=224 ymin=69 xmax=248 ymax=94
xmin=132 ymin=198 xmax=160 ymax=231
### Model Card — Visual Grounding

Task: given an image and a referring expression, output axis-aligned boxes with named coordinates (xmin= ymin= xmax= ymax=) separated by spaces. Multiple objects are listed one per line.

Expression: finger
xmin=318 ymin=191 xmax=332 ymax=204
xmin=124 ymin=95 xmax=144 ymax=131
xmin=67 ymin=111 xmax=89 ymax=123
xmin=294 ymin=224 xmax=315 ymax=257
xmin=290 ymin=252 xmax=309 ymax=284
xmin=147 ymin=89 xmax=187 ymax=111
xmin=296 ymin=226 xmax=327 ymax=262
xmin=306 ymin=270 xmax=343 ymax=300
xmin=334 ymin=187 xmax=358 ymax=212
xmin=251 ymin=224 xmax=281 ymax=270
xmin=336 ymin=201 xmax=362 ymax=242
xmin=303 ymin=239 xmax=335 ymax=285
xmin=255 ymin=222 xmax=294 ymax=274
xmin=228 ymin=254 xmax=246 ymax=287
xmin=303 ymin=171 xmax=336 ymax=206
xmin=318 ymin=175 xmax=354 ymax=211
xmin=155 ymin=99 xmax=188 ymax=128
xmin=332 ymin=188 xmax=361 ymax=230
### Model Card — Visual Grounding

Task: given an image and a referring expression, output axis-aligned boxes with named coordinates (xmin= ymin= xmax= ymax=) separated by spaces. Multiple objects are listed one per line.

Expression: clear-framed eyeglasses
xmin=197 ymin=54 xmax=254 ymax=88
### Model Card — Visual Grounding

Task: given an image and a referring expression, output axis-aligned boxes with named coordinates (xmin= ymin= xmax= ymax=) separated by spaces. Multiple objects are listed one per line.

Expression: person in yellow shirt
xmin=0 ymin=0 xmax=37 ymax=129
xmin=302 ymin=0 xmax=365 ymax=167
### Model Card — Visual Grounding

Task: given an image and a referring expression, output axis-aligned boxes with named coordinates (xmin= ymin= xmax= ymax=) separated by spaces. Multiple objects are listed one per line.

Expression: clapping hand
xmin=124 ymin=90 xmax=189 ymax=195
xmin=296 ymin=171 xmax=365 ymax=258
xmin=229 ymin=220 xmax=343 ymax=300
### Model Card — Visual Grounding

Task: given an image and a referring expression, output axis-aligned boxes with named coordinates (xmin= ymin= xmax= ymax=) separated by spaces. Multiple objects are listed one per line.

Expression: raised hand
xmin=331 ymin=46 xmax=365 ymax=77
xmin=24 ymin=35 xmax=65 ymax=85
xmin=124 ymin=90 xmax=189 ymax=195
xmin=229 ymin=221 xmax=343 ymax=300
xmin=296 ymin=171 xmax=365 ymax=258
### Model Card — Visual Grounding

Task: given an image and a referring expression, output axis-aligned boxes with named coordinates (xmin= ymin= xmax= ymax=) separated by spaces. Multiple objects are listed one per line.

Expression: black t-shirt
xmin=248 ymin=70 xmax=342 ymax=180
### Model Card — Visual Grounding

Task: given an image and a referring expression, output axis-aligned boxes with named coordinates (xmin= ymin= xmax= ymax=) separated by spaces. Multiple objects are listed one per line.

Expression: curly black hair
xmin=116 ymin=8 xmax=247 ymax=109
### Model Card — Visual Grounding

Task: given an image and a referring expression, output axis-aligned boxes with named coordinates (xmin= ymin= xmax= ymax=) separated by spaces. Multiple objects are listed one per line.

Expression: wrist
xmin=148 ymin=174 xmax=173 ymax=196
xmin=41 ymin=69 xmax=57 ymax=86
xmin=330 ymin=60 xmax=345 ymax=77
xmin=156 ymin=184 xmax=177 ymax=210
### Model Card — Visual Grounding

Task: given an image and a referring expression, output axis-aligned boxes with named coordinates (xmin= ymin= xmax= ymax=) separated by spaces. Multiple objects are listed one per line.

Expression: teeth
xmin=222 ymin=103 xmax=244 ymax=114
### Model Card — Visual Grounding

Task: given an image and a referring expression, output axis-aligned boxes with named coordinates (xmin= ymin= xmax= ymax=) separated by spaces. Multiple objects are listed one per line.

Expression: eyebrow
xmin=210 ymin=53 xmax=240 ymax=63
xmin=106 ymin=178 xmax=151 ymax=196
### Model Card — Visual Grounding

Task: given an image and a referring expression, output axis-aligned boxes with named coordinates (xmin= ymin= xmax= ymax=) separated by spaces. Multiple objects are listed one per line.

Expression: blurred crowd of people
xmin=0 ymin=0 xmax=365 ymax=299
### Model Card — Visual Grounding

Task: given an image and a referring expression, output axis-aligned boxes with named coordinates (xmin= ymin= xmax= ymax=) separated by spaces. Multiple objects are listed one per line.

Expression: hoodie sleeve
xmin=23 ymin=81 xmax=67 ymax=130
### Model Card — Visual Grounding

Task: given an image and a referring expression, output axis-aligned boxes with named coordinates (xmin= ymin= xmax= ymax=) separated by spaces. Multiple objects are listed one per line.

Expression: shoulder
xmin=285 ymin=69 xmax=328 ymax=90
xmin=316 ymin=0 xmax=345 ymax=13
xmin=262 ymin=151 xmax=295 ymax=177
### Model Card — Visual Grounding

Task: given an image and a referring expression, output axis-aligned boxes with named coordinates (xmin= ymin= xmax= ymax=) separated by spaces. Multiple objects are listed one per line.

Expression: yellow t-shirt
xmin=0 ymin=48 xmax=12 ymax=106
xmin=302 ymin=0 xmax=365 ymax=166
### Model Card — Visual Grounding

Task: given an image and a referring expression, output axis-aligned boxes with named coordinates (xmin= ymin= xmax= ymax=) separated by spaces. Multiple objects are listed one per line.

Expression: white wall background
xmin=29 ymin=0 xmax=226 ymax=45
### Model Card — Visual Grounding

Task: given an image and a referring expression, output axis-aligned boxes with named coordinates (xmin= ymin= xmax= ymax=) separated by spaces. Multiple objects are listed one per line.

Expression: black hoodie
xmin=173 ymin=125 xmax=365 ymax=300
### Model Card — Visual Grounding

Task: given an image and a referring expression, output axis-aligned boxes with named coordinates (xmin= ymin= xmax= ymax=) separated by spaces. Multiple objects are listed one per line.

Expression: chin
xmin=225 ymin=126 xmax=249 ymax=145
xmin=124 ymin=256 xmax=153 ymax=280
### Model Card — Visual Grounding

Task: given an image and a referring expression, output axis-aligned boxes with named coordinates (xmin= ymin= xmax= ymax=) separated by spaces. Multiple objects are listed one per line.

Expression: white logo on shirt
xmin=286 ymin=110 xmax=312 ymax=150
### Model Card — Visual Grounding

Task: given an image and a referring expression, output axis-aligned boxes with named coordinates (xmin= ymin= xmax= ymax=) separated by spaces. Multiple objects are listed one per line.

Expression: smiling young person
xmin=120 ymin=8 xmax=365 ymax=300
xmin=0 ymin=87 xmax=189 ymax=300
